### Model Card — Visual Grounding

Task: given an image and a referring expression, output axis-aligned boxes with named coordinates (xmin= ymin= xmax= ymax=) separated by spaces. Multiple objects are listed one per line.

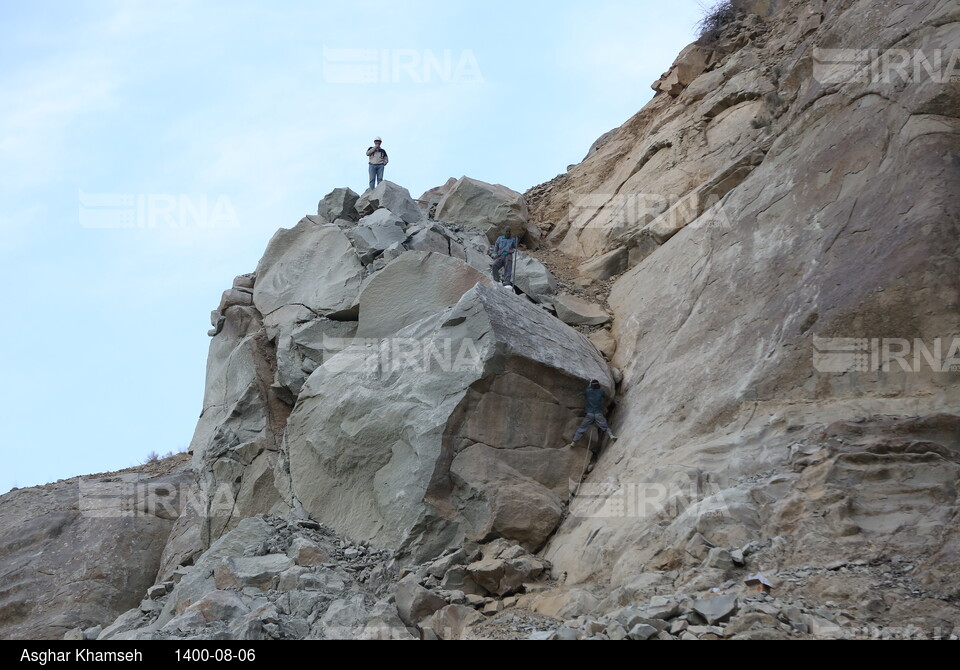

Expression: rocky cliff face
xmin=530 ymin=0 xmax=960 ymax=630
xmin=2 ymin=0 xmax=958 ymax=640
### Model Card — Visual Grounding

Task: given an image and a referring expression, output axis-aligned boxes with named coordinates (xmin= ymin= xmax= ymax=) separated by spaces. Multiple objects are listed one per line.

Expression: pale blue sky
xmin=1 ymin=0 xmax=705 ymax=493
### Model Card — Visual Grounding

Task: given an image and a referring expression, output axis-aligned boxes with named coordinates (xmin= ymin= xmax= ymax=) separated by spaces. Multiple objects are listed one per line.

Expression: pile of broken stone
xmin=75 ymin=513 xmax=552 ymax=641
xmin=70 ymin=508 xmax=955 ymax=641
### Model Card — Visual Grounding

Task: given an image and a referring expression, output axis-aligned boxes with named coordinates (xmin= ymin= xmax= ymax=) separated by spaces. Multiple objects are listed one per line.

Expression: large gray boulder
xmin=403 ymin=220 xmax=493 ymax=275
xmin=419 ymin=177 xmax=458 ymax=218
xmin=253 ymin=219 xmax=363 ymax=319
xmin=406 ymin=223 xmax=453 ymax=256
xmin=283 ymin=284 xmax=613 ymax=560
xmin=395 ymin=579 xmax=447 ymax=627
xmin=345 ymin=209 xmax=408 ymax=265
xmin=317 ymin=187 xmax=360 ymax=223
xmin=190 ymin=218 xmax=367 ymax=549
xmin=357 ymin=251 xmax=492 ymax=339
xmin=512 ymin=254 xmax=557 ymax=303
xmin=356 ymin=181 xmax=423 ymax=224
xmin=419 ymin=178 xmax=458 ymax=205
xmin=434 ymin=177 xmax=529 ymax=243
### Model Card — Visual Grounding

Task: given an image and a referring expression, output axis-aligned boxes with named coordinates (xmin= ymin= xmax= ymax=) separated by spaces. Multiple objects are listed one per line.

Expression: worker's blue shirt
xmin=584 ymin=387 xmax=606 ymax=414
xmin=493 ymin=236 xmax=518 ymax=257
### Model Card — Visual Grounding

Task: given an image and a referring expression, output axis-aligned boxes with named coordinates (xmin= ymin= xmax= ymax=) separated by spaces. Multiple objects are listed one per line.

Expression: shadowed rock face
xmin=283 ymin=284 xmax=613 ymax=561
xmin=0 ymin=461 xmax=193 ymax=640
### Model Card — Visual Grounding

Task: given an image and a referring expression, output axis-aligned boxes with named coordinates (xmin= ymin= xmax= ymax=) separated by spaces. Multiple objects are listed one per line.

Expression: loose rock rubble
xmin=86 ymin=513 xmax=561 ymax=641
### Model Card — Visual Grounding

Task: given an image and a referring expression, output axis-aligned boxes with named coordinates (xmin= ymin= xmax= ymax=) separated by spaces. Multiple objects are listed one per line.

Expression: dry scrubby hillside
xmin=0 ymin=0 xmax=957 ymax=640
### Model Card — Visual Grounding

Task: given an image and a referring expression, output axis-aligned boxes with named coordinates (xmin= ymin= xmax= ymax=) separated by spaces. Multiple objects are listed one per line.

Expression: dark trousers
xmin=491 ymin=255 xmax=513 ymax=283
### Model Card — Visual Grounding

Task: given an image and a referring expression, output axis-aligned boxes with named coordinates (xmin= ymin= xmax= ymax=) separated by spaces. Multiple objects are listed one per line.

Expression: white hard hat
xmin=374 ymin=136 xmax=382 ymax=141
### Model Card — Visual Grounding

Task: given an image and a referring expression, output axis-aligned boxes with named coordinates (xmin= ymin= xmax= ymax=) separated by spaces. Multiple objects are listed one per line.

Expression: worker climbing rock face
xmin=366 ymin=137 xmax=388 ymax=191
xmin=568 ymin=379 xmax=617 ymax=447
xmin=490 ymin=228 xmax=518 ymax=285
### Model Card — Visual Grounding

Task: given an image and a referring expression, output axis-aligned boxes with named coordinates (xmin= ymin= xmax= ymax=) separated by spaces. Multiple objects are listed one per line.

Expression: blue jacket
xmin=584 ymin=387 xmax=606 ymax=414
xmin=493 ymin=236 xmax=518 ymax=258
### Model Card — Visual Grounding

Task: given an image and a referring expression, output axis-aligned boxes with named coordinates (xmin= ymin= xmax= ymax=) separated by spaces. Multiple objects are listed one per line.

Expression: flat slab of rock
xmin=552 ymin=294 xmax=611 ymax=326
xmin=693 ymin=594 xmax=739 ymax=625
xmin=578 ymin=247 xmax=628 ymax=281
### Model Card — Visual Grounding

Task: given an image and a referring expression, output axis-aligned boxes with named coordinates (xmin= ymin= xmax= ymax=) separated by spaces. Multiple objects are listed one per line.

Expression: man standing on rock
xmin=366 ymin=137 xmax=388 ymax=191
xmin=490 ymin=228 xmax=519 ymax=286
xmin=567 ymin=379 xmax=617 ymax=447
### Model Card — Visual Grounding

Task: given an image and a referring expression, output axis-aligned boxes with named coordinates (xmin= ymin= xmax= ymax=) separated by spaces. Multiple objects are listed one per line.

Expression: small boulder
xmin=627 ymin=623 xmax=659 ymax=640
xmin=318 ymin=187 xmax=360 ymax=222
xmin=357 ymin=181 xmax=423 ymax=224
xmin=692 ymin=594 xmax=739 ymax=625
xmin=346 ymin=209 xmax=408 ymax=264
xmin=395 ymin=581 xmax=448 ymax=627
xmin=513 ymin=254 xmax=557 ymax=303
xmin=553 ymin=294 xmax=611 ymax=326
xmin=588 ymin=330 xmax=617 ymax=359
